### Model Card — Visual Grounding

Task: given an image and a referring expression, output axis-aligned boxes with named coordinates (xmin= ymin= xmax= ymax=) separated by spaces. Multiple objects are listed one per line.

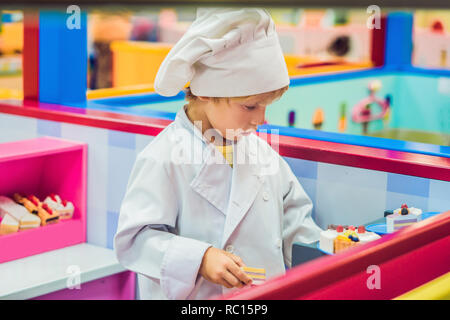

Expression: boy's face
xmin=201 ymin=92 xmax=277 ymax=142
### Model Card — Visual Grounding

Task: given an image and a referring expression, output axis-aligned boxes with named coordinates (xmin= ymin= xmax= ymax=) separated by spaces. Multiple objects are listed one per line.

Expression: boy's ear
xmin=197 ymin=96 xmax=210 ymax=102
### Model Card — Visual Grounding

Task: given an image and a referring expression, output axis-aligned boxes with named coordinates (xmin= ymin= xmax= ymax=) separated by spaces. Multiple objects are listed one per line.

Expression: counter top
xmin=0 ymin=243 xmax=126 ymax=300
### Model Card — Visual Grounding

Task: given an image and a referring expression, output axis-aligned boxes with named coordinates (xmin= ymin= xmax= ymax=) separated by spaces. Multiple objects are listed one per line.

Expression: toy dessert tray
xmin=366 ymin=212 xmax=441 ymax=235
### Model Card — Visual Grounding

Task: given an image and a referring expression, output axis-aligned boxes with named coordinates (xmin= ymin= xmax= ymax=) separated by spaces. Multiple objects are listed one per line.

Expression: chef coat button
xmin=262 ymin=191 xmax=269 ymax=201
xmin=225 ymin=245 xmax=234 ymax=253
xmin=276 ymin=238 xmax=282 ymax=248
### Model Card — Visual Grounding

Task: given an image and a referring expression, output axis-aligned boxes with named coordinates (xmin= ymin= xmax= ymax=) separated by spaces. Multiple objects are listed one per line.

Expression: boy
xmin=114 ymin=8 xmax=322 ymax=300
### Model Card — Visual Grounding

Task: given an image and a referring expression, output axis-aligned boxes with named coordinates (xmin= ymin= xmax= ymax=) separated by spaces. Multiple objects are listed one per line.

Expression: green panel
xmin=392 ymin=75 xmax=450 ymax=134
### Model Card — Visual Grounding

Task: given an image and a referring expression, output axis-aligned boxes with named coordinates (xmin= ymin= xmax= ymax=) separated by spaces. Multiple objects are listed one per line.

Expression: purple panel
xmin=32 ymin=271 xmax=136 ymax=300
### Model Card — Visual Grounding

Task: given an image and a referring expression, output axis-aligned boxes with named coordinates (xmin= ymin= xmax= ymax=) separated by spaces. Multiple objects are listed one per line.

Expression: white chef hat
xmin=154 ymin=8 xmax=290 ymax=97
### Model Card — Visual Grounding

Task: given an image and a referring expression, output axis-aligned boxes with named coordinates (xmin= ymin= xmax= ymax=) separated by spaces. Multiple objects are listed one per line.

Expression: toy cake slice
xmin=1 ymin=195 xmax=27 ymax=221
xmin=0 ymin=195 xmax=40 ymax=230
xmin=0 ymin=214 xmax=19 ymax=235
xmin=19 ymin=212 xmax=41 ymax=230
xmin=242 ymin=266 xmax=266 ymax=285
xmin=43 ymin=193 xmax=74 ymax=219
xmin=386 ymin=204 xmax=422 ymax=233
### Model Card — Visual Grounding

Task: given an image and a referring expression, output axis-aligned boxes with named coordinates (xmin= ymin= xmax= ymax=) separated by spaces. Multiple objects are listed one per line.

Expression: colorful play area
xmin=0 ymin=5 xmax=449 ymax=300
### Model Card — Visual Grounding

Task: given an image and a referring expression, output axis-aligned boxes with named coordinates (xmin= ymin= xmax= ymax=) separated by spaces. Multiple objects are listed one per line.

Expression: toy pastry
xmin=0 ymin=195 xmax=40 ymax=230
xmin=0 ymin=214 xmax=19 ymax=235
xmin=13 ymin=193 xmax=39 ymax=214
xmin=43 ymin=193 xmax=74 ymax=219
xmin=319 ymin=224 xmax=381 ymax=254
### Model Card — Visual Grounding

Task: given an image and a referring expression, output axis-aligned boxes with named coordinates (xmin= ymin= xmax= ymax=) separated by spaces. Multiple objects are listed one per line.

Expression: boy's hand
xmin=199 ymin=247 xmax=253 ymax=289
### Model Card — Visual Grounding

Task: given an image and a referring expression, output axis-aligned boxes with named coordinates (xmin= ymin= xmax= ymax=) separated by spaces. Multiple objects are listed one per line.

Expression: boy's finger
xmin=228 ymin=253 xmax=245 ymax=267
xmin=227 ymin=262 xmax=252 ymax=285
xmin=223 ymin=271 xmax=243 ymax=288
xmin=221 ymin=279 xmax=234 ymax=289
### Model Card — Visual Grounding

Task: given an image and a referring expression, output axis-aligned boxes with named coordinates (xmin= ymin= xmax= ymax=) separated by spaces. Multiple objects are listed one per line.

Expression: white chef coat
xmin=114 ymin=105 xmax=322 ymax=300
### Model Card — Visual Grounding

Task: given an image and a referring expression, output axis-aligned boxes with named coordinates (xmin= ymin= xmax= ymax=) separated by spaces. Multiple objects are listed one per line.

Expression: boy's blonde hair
xmin=184 ymin=85 xmax=289 ymax=105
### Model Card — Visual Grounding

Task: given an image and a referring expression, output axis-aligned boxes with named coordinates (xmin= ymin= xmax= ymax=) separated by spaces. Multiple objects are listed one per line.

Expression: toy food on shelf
xmin=319 ymin=224 xmax=381 ymax=254
xmin=13 ymin=193 xmax=38 ymax=214
xmin=13 ymin=193 xmax=60 ymax=226
xmin=0 ymin=195 xmax=40 ymax=231
xmin=0 ymin=192 xmax=76 ymax=234
xmin=38 ymin=203 xmax=60 ymax=226
xmin=0 ymin=195 xmax=41 ymax=235
xmin=43 ymin=194 xmax=75 ymax=219
xmin=19 ymin=211 xmax=41 ymax=230
xmin=0 ymin=214 xmax=19 ymax=235
xmin=384 ymin=204 xmax=422 ymax=233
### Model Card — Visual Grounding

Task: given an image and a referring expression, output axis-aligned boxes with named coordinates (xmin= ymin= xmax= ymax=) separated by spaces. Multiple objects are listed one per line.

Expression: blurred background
xmin=0 ymin=2 xmax=449 ymax=301
xmin=1 ymin=7 xmax=449 ymax=90
xmin=0 ymin=4 xmax=449 ymax=144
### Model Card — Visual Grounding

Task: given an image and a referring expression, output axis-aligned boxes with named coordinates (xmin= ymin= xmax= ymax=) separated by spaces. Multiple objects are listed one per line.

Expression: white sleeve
xmin=113 ymin=154 xmax=212 ymax=299
xmin=280 ymin=158 xmax=322 ymax=268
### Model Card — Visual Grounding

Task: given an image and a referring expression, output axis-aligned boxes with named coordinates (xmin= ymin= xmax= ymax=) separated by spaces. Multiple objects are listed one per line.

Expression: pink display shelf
xmin=0 ymin=137 xmax=87 ymax=263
